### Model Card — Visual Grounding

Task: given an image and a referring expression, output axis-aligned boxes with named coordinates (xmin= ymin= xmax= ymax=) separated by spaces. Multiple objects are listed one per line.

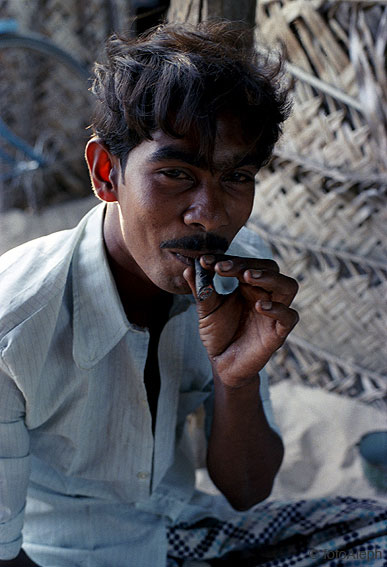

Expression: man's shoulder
xmin=0 ymin=206 xmax=101 ymax=340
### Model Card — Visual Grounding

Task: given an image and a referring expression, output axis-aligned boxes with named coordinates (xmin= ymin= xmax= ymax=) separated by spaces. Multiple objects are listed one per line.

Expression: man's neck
xmin=107 ymin=251 xmax=173 ymax=329
xmin=103 ymin=204 xmax=173 ymax=329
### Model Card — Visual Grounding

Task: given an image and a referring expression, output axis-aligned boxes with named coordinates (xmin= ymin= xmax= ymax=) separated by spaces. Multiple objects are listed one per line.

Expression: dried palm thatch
xmin=250 ymin=0 xmax=387 ymax=408
xmin=0 ymin=38 xmax=92 ymax=210
xmin=1 ymin=0 xmax=132 ymax=65
xmin=0 ymin=0 xmax=135 ymax=210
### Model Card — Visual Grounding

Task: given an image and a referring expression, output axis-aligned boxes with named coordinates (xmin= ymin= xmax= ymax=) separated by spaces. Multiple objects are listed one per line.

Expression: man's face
xmin=112 ymin=116 xmax=260 ymax=295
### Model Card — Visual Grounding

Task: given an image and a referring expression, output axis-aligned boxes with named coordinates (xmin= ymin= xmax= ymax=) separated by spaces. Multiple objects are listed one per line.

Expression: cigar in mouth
xmin=194 ymin=258 xmax=214 ymax=301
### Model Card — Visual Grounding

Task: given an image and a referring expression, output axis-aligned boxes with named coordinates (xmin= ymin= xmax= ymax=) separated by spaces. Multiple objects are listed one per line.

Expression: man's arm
xmin=0 ymin=550 xmax=39 ymax=567
xmin=183 ymin=255 xmax=298 ymax=510
xmin=207 ymin=372 xmax=284 ymax=510
xmin=0 ymin=371 xmax=31 ymax=563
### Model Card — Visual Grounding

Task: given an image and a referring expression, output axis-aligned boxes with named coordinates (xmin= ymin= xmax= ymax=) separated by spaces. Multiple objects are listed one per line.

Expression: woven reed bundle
xmin=0 ymin=0 xmax=133 ymax=209
xmin=2 ymin=0 xmax=132 ymax=63
xmin=251 ymin=0 xmax=387 ymax=408
xmin=0 ymin=31 xmax=91 ymax=209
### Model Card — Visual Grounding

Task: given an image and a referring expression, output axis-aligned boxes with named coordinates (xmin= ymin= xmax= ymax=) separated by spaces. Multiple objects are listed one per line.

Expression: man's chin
xmin=156 ymin=274 xmax=192 ymax=296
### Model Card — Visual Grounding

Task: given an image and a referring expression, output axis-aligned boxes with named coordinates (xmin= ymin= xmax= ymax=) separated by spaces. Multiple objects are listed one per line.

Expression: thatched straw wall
xmin=250 ymin=0 xmax=386 ymax=408
xmin=0 ymin=0 xmax=131 ymax=63
xmin=0 ymin=0 xmax=167 ymax=209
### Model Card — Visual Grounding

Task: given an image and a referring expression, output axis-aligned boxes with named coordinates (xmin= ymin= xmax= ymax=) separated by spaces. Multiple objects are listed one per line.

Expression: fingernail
xmin=202 ymin=254 xmax=216 ymax=265
xmin=218 ymin=260 xmax=233 ymax=271
xmin=250 ymin=270 xmax=263 ymax=278
xmin=260 ymin=301 xmax=272 ymax=310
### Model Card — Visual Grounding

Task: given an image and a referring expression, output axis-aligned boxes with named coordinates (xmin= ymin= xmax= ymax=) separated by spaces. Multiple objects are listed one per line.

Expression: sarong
xmin=167 ymin=496 xmax=387 ymax=566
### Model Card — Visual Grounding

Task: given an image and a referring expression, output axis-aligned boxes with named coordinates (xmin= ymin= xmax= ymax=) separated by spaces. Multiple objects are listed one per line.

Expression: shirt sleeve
xmin=0 ymin=362 xmax=30 ymax=560
xmin=258 ymin=367 xmax=281 ymax=436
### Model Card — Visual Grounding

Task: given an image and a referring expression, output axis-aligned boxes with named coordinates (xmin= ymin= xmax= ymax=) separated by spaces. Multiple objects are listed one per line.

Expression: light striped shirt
xmin=0 ymin=204 xmax=278 ymax=566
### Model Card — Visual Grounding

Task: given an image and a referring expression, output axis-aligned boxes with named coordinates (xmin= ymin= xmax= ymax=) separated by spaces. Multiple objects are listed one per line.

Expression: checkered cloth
xmin=167 ymin=496 xmax=387 ymax=566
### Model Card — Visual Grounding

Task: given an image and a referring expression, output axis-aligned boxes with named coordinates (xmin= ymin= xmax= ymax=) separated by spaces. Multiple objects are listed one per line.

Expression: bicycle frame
xmin=0 ymin=117 xmax=46 ymax=181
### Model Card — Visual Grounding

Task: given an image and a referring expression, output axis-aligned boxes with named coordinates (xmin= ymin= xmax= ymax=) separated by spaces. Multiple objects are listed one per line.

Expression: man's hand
xmin=184 ymin=254 xmax=295 ymax=508
xmin=184 ymin=255 xmax=299 ymax=388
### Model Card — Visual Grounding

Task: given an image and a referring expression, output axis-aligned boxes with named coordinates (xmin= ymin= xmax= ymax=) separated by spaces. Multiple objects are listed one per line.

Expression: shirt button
xmin=141 ymin=399 xmax=148 ymax=407
xmin=137 ymin=471 xmax=150 ymax=480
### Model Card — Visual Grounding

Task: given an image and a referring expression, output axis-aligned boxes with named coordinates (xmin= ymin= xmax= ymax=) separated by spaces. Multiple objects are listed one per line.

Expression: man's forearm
xmin=206 ymin=372 xmax=284 ymax=511
xmin=0 ymin=550 xmax=39 ymax=567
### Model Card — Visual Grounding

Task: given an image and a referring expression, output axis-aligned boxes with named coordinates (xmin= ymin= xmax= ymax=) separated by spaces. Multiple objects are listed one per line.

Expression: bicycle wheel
xmin=0 ymin=31 xmax=92 ymax=211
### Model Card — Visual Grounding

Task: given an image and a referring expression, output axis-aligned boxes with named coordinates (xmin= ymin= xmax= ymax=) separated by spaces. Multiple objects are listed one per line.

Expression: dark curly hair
xmin=91 ymin=20 xmax=291 ymax=170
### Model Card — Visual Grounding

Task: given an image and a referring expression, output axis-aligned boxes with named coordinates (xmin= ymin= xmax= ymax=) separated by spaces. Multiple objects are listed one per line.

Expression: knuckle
xmin=219 ymin=255 xmax=246 ymax=270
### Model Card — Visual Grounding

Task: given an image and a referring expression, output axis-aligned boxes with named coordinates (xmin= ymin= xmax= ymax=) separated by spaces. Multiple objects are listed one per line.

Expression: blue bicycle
xmin=0 ymin=19 xmax=91 ymax=210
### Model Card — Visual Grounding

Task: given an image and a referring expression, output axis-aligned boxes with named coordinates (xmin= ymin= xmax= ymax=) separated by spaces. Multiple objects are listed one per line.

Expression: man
xmin=0 ymin=21 xmax=298 ymax=566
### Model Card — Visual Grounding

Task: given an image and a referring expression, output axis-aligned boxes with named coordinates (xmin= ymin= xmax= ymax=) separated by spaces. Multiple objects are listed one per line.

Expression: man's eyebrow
xmin=147 ymin=147 xmax=203 ymax=167
xmin=147 ymin=146 xmax=260 ymax=170
xmin=234 ymin=155 xmax=261 ymax=169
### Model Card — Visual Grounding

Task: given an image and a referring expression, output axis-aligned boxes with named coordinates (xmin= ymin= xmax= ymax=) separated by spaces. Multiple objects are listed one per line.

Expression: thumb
xmin=183 ymin=259 xmax=222 ymax=316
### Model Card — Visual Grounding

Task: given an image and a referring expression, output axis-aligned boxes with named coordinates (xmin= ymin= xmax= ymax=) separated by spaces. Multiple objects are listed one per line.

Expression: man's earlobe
xmin=85 ymin=139 xmax=119 ymax=203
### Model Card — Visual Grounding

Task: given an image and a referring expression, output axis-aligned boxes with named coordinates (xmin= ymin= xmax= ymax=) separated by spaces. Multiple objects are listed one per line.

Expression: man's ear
xmin=85 ymin=138 xmax=120 ymax=202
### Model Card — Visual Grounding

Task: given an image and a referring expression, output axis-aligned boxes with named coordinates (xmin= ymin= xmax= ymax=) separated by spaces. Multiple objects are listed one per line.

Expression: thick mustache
xmin=160 ymin=233 xmax=229 ymax=252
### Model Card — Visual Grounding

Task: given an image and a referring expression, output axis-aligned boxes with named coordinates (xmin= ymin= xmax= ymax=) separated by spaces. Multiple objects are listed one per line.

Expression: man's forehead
xmin=146 ymin=129 xmax=261 ymax=170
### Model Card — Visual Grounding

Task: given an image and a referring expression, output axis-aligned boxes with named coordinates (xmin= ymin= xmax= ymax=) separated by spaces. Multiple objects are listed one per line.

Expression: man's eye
xmin=224 ymin=172 xmax=254 ymax=183
xmin=161 ymin=169 xmax=190 ymax=180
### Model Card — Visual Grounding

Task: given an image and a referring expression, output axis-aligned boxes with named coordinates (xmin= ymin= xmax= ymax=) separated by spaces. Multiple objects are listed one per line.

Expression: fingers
xmin=183 ymin=264 xmax=222 ymax=316
xmin=256 ymin=300 xmax=299 ymax=339
xmin=243 ymin=269 xmax=298 ymax=306
xmin=184 ymin=254 xmax=298 ymax=319
xmin=204 ymin=255 xmax=280 ymax=275
xmin=182 ymin=265 xmax=198 ymax=298
xmin=204 ymin=255 xmax=298 ymax=306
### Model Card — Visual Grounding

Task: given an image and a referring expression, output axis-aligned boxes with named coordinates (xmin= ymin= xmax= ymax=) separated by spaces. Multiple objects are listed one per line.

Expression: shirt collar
xmin=72 ymin=204 xmax=131 ymax=369
xmin=71 ymin=204 xmax=194 ymax=369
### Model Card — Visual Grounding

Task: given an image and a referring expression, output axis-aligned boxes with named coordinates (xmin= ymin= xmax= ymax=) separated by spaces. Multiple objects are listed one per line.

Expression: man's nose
xmin=183 ymin=183 xmax=229 ymax=232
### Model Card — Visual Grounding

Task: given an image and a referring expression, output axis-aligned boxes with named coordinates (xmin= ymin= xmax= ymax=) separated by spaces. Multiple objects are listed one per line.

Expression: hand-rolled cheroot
xmin=195 ymin=258 xmax=214 ymax=301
